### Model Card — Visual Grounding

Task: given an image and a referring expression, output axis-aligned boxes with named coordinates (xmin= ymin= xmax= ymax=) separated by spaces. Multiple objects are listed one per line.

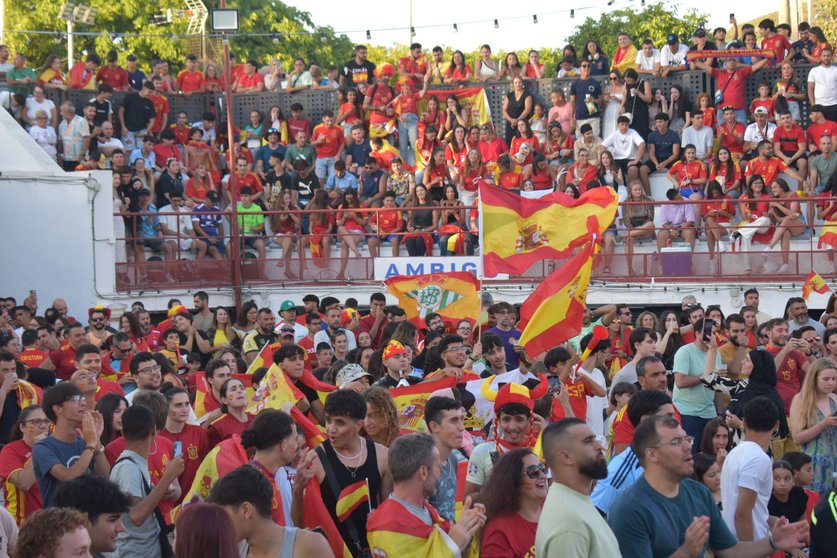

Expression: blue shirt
xmin=256 ymin=144 xmax=287 ymax=171
xmin=139 ymin=204 xmax=160 ymax=238
xmin=33 ymin=435 xmax=93 ymax=507
xmin=359 ymin=169 xmax=385 ymax=200
xmin=345 ymin=140 xmax=372 ymax=168
xmin=127 ymin=70 xmax=146 ymax=91
xmin=647 ymin=129 xmax=681 ymax=162
xmin=609 ymin=476 xmax=737 ymax=558
xmin=192 ymin=204 xmax=223 ymax=237
xmin=325 ymin=172 xmax=359 ymax=192
xmin=590 ymin=446 xmax=643 ymax=515
xmin=486 ymin=327 xmax=523 ymax=369
xmin=570 ymin=79 xmax=602 ymax=120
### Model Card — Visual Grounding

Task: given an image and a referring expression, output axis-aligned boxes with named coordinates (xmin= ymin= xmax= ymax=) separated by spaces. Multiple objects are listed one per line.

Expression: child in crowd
xmin=768 ymin=460 xmax=810 ymax=527
xmin=749 ymin=82 xmax=776 ymax=121
xmin=605 ymin=382 xmax=637 ymax=451
xmin=783 ymin=451 xmax=822 ymax=521
xmin=693 ymin=452 xmax=722 ymax=510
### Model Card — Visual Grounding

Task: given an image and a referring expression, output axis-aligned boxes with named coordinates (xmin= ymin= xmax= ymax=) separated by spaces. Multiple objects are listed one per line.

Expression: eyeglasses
xmin=580 ymin=64 xmax=591 ymax=68
xmin=525 ymin=462 xmax=548 ymax=479
xmin=444 ymin=346 xmax=465 ymax=353
xmin=26 ymin=418 xmax=50 ymax=426
xmin=137 ymin=365 xmax=162 ymax=375
xmin=90 ymin=317 xmax=105 ymax=322
xmin=65 ymin=394 xmax=85 ymax=404
xmin=653 ymin=435 xmax=694 ymax=448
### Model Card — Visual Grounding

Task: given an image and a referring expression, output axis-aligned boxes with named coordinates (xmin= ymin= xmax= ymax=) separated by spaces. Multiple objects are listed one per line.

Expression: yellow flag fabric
xmin=246 ymin=363 xmax=302 ymax=414
xmin=480 ymin=184 xmax=618 ymax=276
xmin=385 ymin=272 xmax=480 ymax=328
xmin=802 ymin=269 xmax=830 ymax=300
xmin=367 ymin=498 xmax=459 ymax=558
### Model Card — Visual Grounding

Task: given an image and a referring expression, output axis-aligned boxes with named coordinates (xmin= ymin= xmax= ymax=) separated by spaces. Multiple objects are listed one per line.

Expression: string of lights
xmin=4 ymin=0 xmax=647 ymax=41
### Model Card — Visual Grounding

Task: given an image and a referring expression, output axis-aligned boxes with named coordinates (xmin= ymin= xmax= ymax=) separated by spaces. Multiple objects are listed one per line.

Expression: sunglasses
xmin=525 ymin=462 xmax=548 ymax=479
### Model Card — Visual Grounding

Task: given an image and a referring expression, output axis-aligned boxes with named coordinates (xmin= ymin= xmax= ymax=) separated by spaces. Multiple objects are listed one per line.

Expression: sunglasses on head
xmin=525 ymin=462 xmax=547 ymax=479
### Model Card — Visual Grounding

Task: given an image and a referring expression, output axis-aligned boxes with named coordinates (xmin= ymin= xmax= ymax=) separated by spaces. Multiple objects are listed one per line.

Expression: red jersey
xmin=0 ymin=440 xmax=42 ymax=524
xmin=287 ymin=117 xmax=313 ymax=140
xmin=48 ymin=343 xmax=78 ymax=381
xmin=95 ymin=379 xmax=124 ymax=401
xmin=365 ymin=83 xmax=396 ymax=125
xmin=338 ymin=101 xmax=362 ymax=125
xmin=359 ymin=314 xmax=389 ymax=350
xmin=745 ymin=157 xmax=788 ymax=186
xmin=765 ymin=344 xmax=806 ymax=414
xmin=482 ymin=511 xmax=537 ymax=558
xmin=702 ymin=198 xmax=733 ymax=217
xmin=818 ymin=194 xmax=837 ymax=220
xmin=185 ymin=175 xmax=214 ymax=200
xmin=709 ymin=163 xmax=743 ymax=189
xmin=374 ymin=208 xmax=403 ymax=233
xmin=446 ymin=65 xmax=472 ymax=81
xmin=612 ymin=404 xmax=683 ymax=449
xmin=17 ymin=349 xmax=47 ymax=369
xmin=670 ymin=160 xmax=708 ymax=185
xmin=567 ymin=163 xmax=599 ymax=191
xmin=445 ymin=143 xmax=468 ymax=170
xmin=149 ymin=94 xmax=170 ymax=134
xmin=250 ymin=459 xmax=286 ymax=525
xmin=549 ymin=376 xmax=592 ymax=421
xmin=478 ymin=138 xmax=509 ymax=164
xmin=96 ymin=66 xmax=129 ymax=90
xmin=152 ymin=143 xmax=182 ymax=166
xmin=711 ymin=67 xmax=753 ymax=110
xmin=236 ymin=72 xmax=264 ymax=90
xmin=232 ymin=172 xmax=263 ymax=199
xmin=762 ymin=34 xmax=793 ymax=64
xmin=311 ymin=124 xmax=343 ymax=158
xmin=206 ymin=413 xmax=255 ymax=448
xmin=297 ymin=336 xmax=316 ymax=370
xmin=774 ymin=124 xmax=806 ymax=155
xmin=69 ymin=62 xmax=97 ymax=90
xmin=398 ymin=55 xmax=428 ymax=87
xmin=750 ymin=98 xmax=776 ymax=119
xmin=741 ymin=194 xmax=772 ymax=219
xmin=176 ymin=70 xmax=205 ymax=94
xmin=716 ymin=121 xmax=746 ymax=154
xmin=806 ymin=120 xmax=837 ymax=149
xmin=159 ymin=425 xmax=210 ymax=504
xmin=530 ymin=169 xmax=553 ymax=190
xmin=498 ymin=171 xmax=522 ymax=190
xmin=101 ymin=352 xmax=132 ymax=382
xmin=510 ymin=136 xmax=540 ymax=164
xmin=106 ymin=436 xmax=175 ymax=522
xmin=169 ymin=123 xmax=191 ymax=146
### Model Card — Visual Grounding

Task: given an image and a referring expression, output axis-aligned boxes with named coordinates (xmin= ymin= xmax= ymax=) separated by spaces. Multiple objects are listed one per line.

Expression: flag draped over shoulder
xmin=517 ymin=242 xmax=595 ymax=358
xmin=246 ymin=364 xmax=303 ymax=414
xmin=245 ymin=341 xmax=282 ymax=375
xmin=802 ymin=270 xmax=831 ymax=300
xmin=385 ymin=272 xmax=480 ymax=328
xmin=367 ymin=498 xmax=459 ymax=558
xmin=390 ymin=377 xmax=458 ymax=433
xmin=479 ymin=184 xmax=618 ymax=276
xmin=178 ymin=435 xmax=248 ymax=514
xmin=421 ymin=87 xmax=492 ymax=128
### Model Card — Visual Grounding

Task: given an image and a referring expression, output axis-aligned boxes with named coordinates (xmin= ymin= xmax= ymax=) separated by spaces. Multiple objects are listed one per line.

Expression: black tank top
xmin=319 ymin=438 xmax=381 ymax=556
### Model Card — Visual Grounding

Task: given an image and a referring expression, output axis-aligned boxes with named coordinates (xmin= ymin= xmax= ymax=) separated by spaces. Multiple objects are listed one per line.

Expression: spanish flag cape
xmin=367 ymin=497 xmax=460 ymax=558
xmin=179 ymin=434 xmax=249 ymax=510
xmin=16 ymin=381 xmax=41 ymax=409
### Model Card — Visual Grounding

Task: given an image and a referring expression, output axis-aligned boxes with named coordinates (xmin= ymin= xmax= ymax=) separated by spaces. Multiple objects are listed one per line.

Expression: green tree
xmin=566 ymin=4 xmax=708 ymax=58
xmin=3 ymin=0 xmax=353 ymax=72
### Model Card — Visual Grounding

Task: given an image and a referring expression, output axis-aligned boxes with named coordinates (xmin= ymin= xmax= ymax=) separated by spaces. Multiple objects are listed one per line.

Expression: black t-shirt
xmin=120 ymin=177 xmax=145 ymax=212
xmin=0 ymin=392 xmax=20 ymax=444
xmin=291 ymin=174 xmax=319 ymax=207
xmin=810 ymin=491 xmax=837 ymax=558
xmin=155 ymin=172 xmax=185 ymax=208
xmin=688 ymin=41 xmax=719 ymax=67
xmin=90 ymin=98 xmax=112 ymax=127
xmin=341 ymin=59 xmax=376 ymax=86
xmin=121 ymin=92 xmax=156 ymax=132
xmin=373 ymin=374 xmax=420 ymax=388
xmin=768 ymin=486 xmax=808 ymax=523
xmin=265 ymin=169 xmax=293 ymax=194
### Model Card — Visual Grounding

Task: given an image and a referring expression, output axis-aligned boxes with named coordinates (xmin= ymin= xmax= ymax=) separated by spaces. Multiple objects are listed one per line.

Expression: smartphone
xmin=29 ymin=290 xmax=36 ymax=297
xmin=547 ymin=376 xmax=562 ymax=392
xmin=729 ymin=13 xmax=735 ymax=20
xmin=173 ymin=441 xmax=182 ymax=458
xmin=702 ymin=320 xmax=714 ymax=342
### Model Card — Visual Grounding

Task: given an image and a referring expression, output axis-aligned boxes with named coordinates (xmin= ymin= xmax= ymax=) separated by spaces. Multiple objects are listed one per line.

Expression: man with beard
xmin=242 ymin=308 xmax=279 ymax=364
xmin=536 ymin=417 xmax=620 ymax=557
xmin=786 ymin=297 xmax=826 ymax=336
xmin=85 ymin=307 xmax=115 ymax=348
xmin=135 ymin=310 xmax=160 ymax=349
xmin=423 ymin=335 xmax=480 ymax=382
xmin=42 ymin=322 xmax=87 ymax=381
xmin=424 ymin=313 xmax=446 ymax=337
xmin=763 ymin=318 xmax=809 ymax=458
xmin=608 ymin=415 xmax=807 ymax=557
xmin=192 ymin=291 xmax=213 ymax=333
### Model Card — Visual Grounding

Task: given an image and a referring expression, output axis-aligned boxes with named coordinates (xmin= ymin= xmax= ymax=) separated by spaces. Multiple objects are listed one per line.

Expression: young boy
xmin=749 ymin=82 xmax=776 ymax=120
xmin=783 ymin=451 xmax=821 ymax=520
xmin=169 ymin=111 xmax=191 ymax=147
xmin=287 ymin=103 xmax=312 ymax=140
xmin=157 ymin=328 xmax=183 ymax=371
xmin=367 ymin=191 xmax=403 ymax=258
xmin=235 ymin=186 xmax=266 ymax=277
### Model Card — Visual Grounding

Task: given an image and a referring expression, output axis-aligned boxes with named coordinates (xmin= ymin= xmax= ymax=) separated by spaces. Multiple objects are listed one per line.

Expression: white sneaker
xmin=778 ymin=264 xmax=789 ymax=274
xmin=762 ymin=246 xmax=773 ymax=253
xmin=717 ymin=240 xmax=726 ymax=253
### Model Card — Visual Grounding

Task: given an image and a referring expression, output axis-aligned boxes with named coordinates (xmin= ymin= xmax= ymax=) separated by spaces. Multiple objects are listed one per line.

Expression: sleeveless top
xmin=239 ymin=526 xmax=297 ymax=558
xmin=319 ymin=439 xmax=381 ymax=555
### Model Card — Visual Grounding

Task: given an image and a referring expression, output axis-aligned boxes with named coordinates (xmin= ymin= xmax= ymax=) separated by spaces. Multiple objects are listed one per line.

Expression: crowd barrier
xmin=112 ymin=196 xmax=836 ymax=291
xmin=28 ymin=65 xmax=817 ymax=138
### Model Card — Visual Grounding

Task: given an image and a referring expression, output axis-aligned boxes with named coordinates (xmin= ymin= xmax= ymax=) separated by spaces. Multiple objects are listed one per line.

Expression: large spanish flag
xmin=802 ymin=269 xmax=831 ymax=300
xmin=302 ymin=480 xmax=353 ymax=558
xmin=390 ymin=377 xmax=458 ymax=433
xmin=385 ymin=272 xmax=480 ymax=328
xmin=178 ymin=435 xmax=249 ymax=514
xmin=367 ymin=498 xmax=459 ymax=558
xmin=480 ymin=183 xmax=618 ymax=276
xmin=820 ymin=220 xmax=837 ymax=249
xmin=517 ymin=242 xmax=595 ymax=358
xmin=246 ymin=363 xmax=304 ymax=414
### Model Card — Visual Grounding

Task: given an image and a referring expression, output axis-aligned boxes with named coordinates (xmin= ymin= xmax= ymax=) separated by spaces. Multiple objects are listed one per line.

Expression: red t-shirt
xmin=233 ymin=172 xmax=263 ymax=199
xmin=482 ymin=511 xmax=537 ymax=558
xmin=549 ymin=377 xmax=593 ymax=422
xmin=398 ymin=56 xmax=428 ymax=88
xmin=106 ymin=436 xmax=175 ymax=523
xmin=745 ymin=157 xmax=788 ymax=186
xmin=612 ymin=404 xmax=684 ymax=448
xmin=359 ymin=314 xmax=389 ymax=351
xmin=498 ymin=171 xmax=522 ymax=190
xmin=159 ymin=425 xmax=210 ymax=504
xmin=48 ymin=344 xmax=78 ymax=381
xmin=765 ymin=344 xmax=806 ymax=414
xmin=287 ymin=117 xmax=313 ymax=140
xmin=177 ymin=70 xmax=205 ymax=94
xmin=670 ymin=160 xmax=708 ymax=184
xmin=17 ymin=349 xmax=47 ymax=369
xmin=236 ymin=72 xmax=264 ymax=90
xmin=762 ymin=34 xmax=793 ymax=64
xmin=478 ymin=138 xmax=509 ymax=163
xmin=96 ymin=66 xmax=128 ymax=90
xmin=806 ymin=120 xmax=837 ymax=149
xmin=716 ymin=121 xmax=746 ymax=154
xmin=149 ymin=94 xmax=170 ymax=134
xmin=206 ymin=413 xmax=255 ymax=448
xmin=774 ymin=124 xmax=806 ymax=155
xmin=712 ymin=67 xmax=753 ymax=110
xmin=153 ymin=143 xmax=182 ymax=166
xmin=0 ymin=440 xmax=42 ymax=524
xmin=709 ymin=163 xmax=743 ymax=187
xmin=95 ymin=379 xmax=125 ymax=401
xmin=311 ymin=124 xmax=343 ymax=158
xmin=169 ymin=123 xmax=191 ymax=146
xmin=567 ymin=163 xmax=599 ymax=192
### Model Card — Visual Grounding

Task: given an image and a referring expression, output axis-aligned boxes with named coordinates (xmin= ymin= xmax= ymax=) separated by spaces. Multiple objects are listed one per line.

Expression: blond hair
xmin=797 ymin=358 xmax=837 ymax=430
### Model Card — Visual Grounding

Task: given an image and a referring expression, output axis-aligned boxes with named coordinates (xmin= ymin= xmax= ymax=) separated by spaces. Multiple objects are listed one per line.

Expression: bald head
xmin=541 ymin=417 xmax=586 ymax=468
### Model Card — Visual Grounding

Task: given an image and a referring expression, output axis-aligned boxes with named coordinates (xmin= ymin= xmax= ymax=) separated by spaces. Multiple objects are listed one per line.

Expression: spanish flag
xmin=289 ymin=406 xmax=326 ymax=447
xmin=390 ymin=377 xmax=458 ymax=433
xmin=245 ymin=340 xmax=282 ymax=375
xmin=299 ymin=369 xmax=337 ymax=405
xmin=802 ymin=269 xmax=831 ymax=301
xmin=335 ymin=480 xmax=370 ymax=522
xmin=367 ymin=498 xmax=459 ymax=558
xmin=302 ymin=479 xmax=353 ymax=558
xmin=517 ymin=242 xmax=595 ymax=358
xmin=246 ymin=363 xmax=304 ymax=414
xmin=819 ymin=220 xmax=837 ymax=249
xmin=194 ymin=372 xmax=255 ymax=418
xmin=385 ymin=272 xmax=480 ymax=329
xmin=177 ymin=435 xmax=249 ymax=517
xmin=479 ymin=183 xmax=618 ymax=277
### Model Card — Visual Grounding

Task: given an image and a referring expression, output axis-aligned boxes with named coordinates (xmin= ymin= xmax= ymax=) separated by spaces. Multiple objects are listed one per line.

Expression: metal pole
xmin=67 ymin=20 xmax=74 ymax=68
xmin=408 ymin=0 xmax=413 ymax=45
xmin=219 ymin=0 xmax=242 ymax=312
xmin=0 ymin=0 xmax=5 ymax=44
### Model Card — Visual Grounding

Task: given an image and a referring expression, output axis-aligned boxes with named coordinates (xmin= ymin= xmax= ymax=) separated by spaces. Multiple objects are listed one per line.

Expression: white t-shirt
xmin=660 ymin=44 xmax=689 ymax=68
xmin=720 ymin=440 xmax=772 ymax=540
xmin=584 ymin=367 xmax=608 ymax=443
xmin=602 ymin=129 xmax=645 ymax=159
xmin=24 ymin=97 xmax=55 ymax=123
xmin=681 ymin=126 xmax=714 ymax=159
xmin=743 ymin=122 xmax=777 ymax=144
xmin=636 ymin=49 xmax=660 ymax=71
xmin=158 ymin=205 xmax=194 ymax=238
xmin=807 ymin=64 xmax=837 ymax=106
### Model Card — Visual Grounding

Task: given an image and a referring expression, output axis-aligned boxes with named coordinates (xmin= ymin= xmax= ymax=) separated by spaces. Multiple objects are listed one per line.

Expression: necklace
xmin=334 ymin=441 xmax=365 ymax=477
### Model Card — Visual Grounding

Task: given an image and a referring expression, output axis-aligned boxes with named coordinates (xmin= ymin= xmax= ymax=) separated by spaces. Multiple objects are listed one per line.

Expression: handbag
xmin=714 ymin=70 xmax=736 ymax=106
xmin=623 ymin=80 xmax=643 ymax=123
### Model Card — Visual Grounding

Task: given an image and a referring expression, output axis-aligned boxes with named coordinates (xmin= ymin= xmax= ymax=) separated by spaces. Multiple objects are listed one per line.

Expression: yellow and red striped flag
xmin=479 ymin=182 xmax=618 ymax=276
xmin=245 ymin=341 xmax=282 ymax=375
xmin=367 ymin=498 xmax=459 ymax=557
xmin=246 ymin=364 xmax=303 ymax=414
xmin=390 ymin=377 xmax=458 ymax=433
xmin=335 ymin=479 xmax=371 ymax=522
xmin=802 ymin=269 xmax=831 ymax=300
xmin=302 ymin=480 xmax=353 ymax=558
xmin=385 ymin=272 xmax=480 ymax=330
xmin=517 ymin=242 xmax=595 ymax=358
xmin=290 ymin=406 xmax=326 ymax=448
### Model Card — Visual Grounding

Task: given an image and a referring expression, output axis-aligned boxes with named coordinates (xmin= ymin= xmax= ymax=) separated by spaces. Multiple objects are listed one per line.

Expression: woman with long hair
xmin=208 ymin=306 xmax=241 ymax=354
xmin=362 ymin=387 xmax=400 ymax=447
xmin=500 ymin=52 xmax=524 ymax=81
xmin=481 ymin=448 xmax=547 ymax=558
xmin=789 ymin=358 xmax=837 ymax=495
xmin=445 ymin=50 xmax=472 ymax=85
xmin=204 ymin=64 xmax=223 ymax=93
xmin=502 ymin=76 xmax=533 ymax=145
xmin=602 ymin=69 xmax=625 ymax=139
xmin=445 ymin=125 xmax=468 ymax=188
xmin=268 ymin=189 xmax=300 ymax=275
xmin=693 ymin=452 xmax=723 ymax=509
xmin=726 ymin=349 xmax=789 ymax=446
xmin=424 ymin=148 xmax=451 ymax=201
xmin=597 ymin=149 xmax=625 ymax=192
xmin=732 ymin=175 xmax=773 ymax=272
xmin=706 ymin=305 xmax=728 ymax=341
xmin=583 ymin=40 xmax=610 ymax=76
xmin=38 ymin=55 xmax=67 ymax=91
xmin=525 ymin=152 xmax=558 ymax=191
xmin=174 ymin=502 xmax=239 ymax=558
xmin=622 ymin=180 xmax=655 ymax=275
xmin=510 ymin=119 xmax=539 ymax=167
xmin=336 ymin=88 xmax=364 ymax=141
xmin=234 ymin=300 xmax=258 ymax=337
xmin=206 ymin=377 xmax=255 ymax=447
xmin=703 ymin=180 xmax=735 ymax=268
xmin=420 ymin=96 xmax=446 ymax=139
xmin=667 ymin=85 xmax=689 ymax=133
xmin=119 ymin=311 xmax=150 ymax=352
xmin=443 ymin=95 xmax=470 ymax=137
xmin=95 ymin=393 xmax=128 ymax=447
xmin=458 ymin=148 xmax=487 ymax=206
xmin=766 ymin=178 xmax=805 ymax=274
xmin=693 ymin=92 xmax=717 ymax=130
xmin=656 ymin=310 xmax=684 ymax=370
xmin=0 ymin=405 xmax=47 ymax=523
xmin=544 ymin=120 xmax=574 ymax=170
xmin=336 ymin=188 xmax=368 ymax=279
xmin=304 ymin=188 xmax=334 ymax=262
xmin=740 ymin=306 xmax=759 ymax=348
xmin=699 ymin=417 xmax=733 ymax=467
xmin=635 ymin=311 xmax=659 ymax=333
xmin=331 ymin=329 xmax=349 ymax=362
xmin=438 ymin=184 xmax=466 ymax=256
xmin=709 ymin=146 xmax=743 ymax=198
xmin=475 ymin=44 xmax=500 ymax=82
xmin=404 ymin=184 xmax=439 ymax=256
xmin=803 ymin=26 xmax=831 ymax=64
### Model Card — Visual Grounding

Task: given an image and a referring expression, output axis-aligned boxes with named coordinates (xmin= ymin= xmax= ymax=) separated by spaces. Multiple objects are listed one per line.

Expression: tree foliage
xmin=3 ymin=0 xmax=353 ymax=72
xmin=566 ymin=4 xmax=708 ymax=58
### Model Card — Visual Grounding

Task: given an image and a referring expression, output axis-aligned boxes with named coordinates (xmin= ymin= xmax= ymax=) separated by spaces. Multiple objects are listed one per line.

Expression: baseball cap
xmin=126 ymin=54 xmax=137 ymax=61
xmin=753 ymin=106 xmax=768 ymax=115
xmin=280 ymin=300 xmax=296 ymax=312
xmin=205 ymin=191 xmax=219 ymax=202
xmin=692 ymin=28 xmax=707 ymax=38
xmin=279 ymin=324 xmax=295 ymax=336
xmin=667 ymin=34 xmax=678 ymax=45
xmin=336 ymin=364 xmax=372 ymax=389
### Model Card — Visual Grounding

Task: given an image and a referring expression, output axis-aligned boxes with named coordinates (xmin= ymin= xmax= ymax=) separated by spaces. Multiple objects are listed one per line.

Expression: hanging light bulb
xmin=453 ymin=23 xmax=458 ymax=32
xmin=533 ymin=14 xmax=538 ymax=24
xmin=272 ymin=33 xmax=280 ymax=44
xmin=366 ymin=30 xmax=371 ymax=40
xmin=570 ymin=9 xmax=575 ymax=18
xmin=494 ymin=19 xmax=499 ymax=28
xmin=320 ymin=32 xmax=327 ymax=42
xmin=410 ymin=26 xmax=415 ymax=36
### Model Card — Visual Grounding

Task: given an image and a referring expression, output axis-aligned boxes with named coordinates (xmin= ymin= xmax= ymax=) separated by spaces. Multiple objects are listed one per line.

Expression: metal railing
xmin=112 ymin=196 xmax=835 ymax=290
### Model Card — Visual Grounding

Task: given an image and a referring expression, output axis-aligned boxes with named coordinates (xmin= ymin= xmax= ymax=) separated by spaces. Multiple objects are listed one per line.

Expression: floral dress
xmin=803 ymin=397 xmax=837 ymax=496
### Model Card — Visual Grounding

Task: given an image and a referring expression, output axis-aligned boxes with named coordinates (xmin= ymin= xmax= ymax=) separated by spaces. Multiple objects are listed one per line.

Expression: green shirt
xmin=284 ymin=143 xmax=316 ymax=168
xmin=236 ymin=203 xmax=264 ymax=235
xmin=672 ymin=343 xmax=722 ymax=419
xmin=812 ymin=152 xmax=837 ymax=186
xmin=7 ymin=66 xmax=36 ymax=96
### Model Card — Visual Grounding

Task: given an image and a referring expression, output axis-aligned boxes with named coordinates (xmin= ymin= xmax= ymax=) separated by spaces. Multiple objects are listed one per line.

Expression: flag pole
xmin=477 ymin=183 xmax=485 ymax=342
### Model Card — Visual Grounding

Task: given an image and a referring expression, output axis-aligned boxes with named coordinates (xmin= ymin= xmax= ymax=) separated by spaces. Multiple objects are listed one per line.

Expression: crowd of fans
xmin=3 ymin=19 xmax=837 ymax=278
xmin=0 ymin=287 xmax=834 ymax=556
